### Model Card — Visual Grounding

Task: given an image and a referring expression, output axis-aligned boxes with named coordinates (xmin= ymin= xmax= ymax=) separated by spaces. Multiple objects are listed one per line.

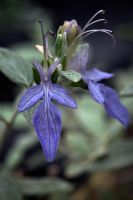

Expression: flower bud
xmin=58 ymin=20 xmax=81 ymax=45
xmin=55 ymin=34 xmax=63 ymax=57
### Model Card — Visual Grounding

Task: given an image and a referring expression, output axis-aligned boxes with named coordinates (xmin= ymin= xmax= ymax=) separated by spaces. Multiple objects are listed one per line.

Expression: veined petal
xmin=50 ymin=84 xmax=77 ymax=108
xmin=32 ymin=59 xmax=46 ymax=81
xmin=101 ymin=85 xmax=129 ymax=126
xmin=18 ymin=84 xmax=43 ymax=112
xmin=32 ymin=101 xmax=61 ymax=162
xmin=69 ymin=45 xmax=89 ymax=73
xmin=48 ymin=59 xmax=60 ymax=77
xmin=88 ymin=81 xmax=104 ymax=104
xmin=82 ymin=68 xmax=113 ymax=82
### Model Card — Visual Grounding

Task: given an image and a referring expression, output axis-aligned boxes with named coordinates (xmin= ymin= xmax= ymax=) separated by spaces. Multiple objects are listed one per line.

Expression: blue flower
xmin=18 ymin=59 xmax=77 ymax=162
xmin=69 ymin=45 xmax=129 ymax=126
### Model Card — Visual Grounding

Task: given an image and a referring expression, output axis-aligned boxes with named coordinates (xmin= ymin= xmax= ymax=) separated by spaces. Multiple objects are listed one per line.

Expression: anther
xmin=101 ymin=10 xmax=106 ymax=14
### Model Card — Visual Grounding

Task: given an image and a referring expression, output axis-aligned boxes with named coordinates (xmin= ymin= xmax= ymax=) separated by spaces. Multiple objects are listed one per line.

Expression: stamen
xmin=74 ymin=28 xmax=115 ymax=45
xmin=83 ymin=30 xmax=115 ymax=45
xmin=76 ymin=29 xmax=112 ymax=38
xmin=88 ymin=10 xmax=105 ymax=24
xmin=84 ymin=18 xmax=107 ymax=29
xmin=82 ymin=10 xmax=106 ymax=32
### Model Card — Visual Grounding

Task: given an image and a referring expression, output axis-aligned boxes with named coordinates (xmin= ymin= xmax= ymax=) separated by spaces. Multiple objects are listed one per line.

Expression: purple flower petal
xmin=32 ymin=59 xmax=46 ymax=81
xmin=32 ymin=101 xmax=61 ymax=162
xmin=48 ymin=59 xmax=60 ymax=77
xmin=18 ymin=85 xmax=43 ymax=112
xmin=82 ymin=68 xmax=113 ymax=82
xmin=88 ymin=81 xmax=104 ymax=104
xmin=69 ymin=45 xmax=89 ymax=73
xmin=50 ymin=84 xmax=77 ymax=108
xmin=88 ymin=82 xmax=129 ymax=126
xmin=101 ymin=85 xmax=129 ymax=126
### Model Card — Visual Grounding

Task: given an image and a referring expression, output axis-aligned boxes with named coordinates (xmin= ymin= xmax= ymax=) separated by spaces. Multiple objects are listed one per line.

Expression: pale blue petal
xmin=48 ymin=59 xmax=60 ymax=77
xmin=32 ymin=59 xmax=46 ymax=81
xmin=69 ymin=45 xmax=89 ymax=73
xmin=50 ymin=84 xmax=77 ymax=108
xmin=18 ymin=84 xmax=43 ymax=112
xmin=82 ymin=68 xmax=113 ymax=82
xmin=88 ymin=82 xmax=129 ymax=126
xmin=88 ymin=81 xmax=104 ymax=104
xmin=101 ymin=85 xmax=129 ymax=126
xmin=32 ymin=101 xmax=61 ymax=162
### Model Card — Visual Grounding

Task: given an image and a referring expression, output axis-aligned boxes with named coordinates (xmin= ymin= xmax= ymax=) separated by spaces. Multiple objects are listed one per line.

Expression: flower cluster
xmin=18 ymin=11 xmax=129 ymax=162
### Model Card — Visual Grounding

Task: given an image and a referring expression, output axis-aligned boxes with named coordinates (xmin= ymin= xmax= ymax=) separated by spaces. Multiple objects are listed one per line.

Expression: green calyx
xmin=57 ymin=20 xmax=81 ymax=46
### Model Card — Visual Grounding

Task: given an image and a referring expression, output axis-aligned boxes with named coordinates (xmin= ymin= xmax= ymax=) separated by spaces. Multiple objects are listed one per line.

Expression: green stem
xmin=0 ymin=115 xmax=9 ymax=125
xmin=119 ymin=94 xmax=133 ymax=98
xmin=0 ymin=110 xmax=18 ymax=155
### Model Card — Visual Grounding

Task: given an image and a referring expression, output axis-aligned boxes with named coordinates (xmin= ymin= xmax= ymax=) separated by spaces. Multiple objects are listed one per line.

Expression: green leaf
xmin=65 ymin=131 xmax=90 ymax=156
xmin=11 ymin=44 xmax=43 ymax=61
xmin=88 ymin=138 xmax=133 ymax=172
xmin=0 ymin=103 xmax=30 ymax=129
xmin=64 ymin=131 xmax=109 ymax=178
xmin=61 ymin=70 xmax=81 ymax=82
xmin=17 ymin=177 xmax=74 ymax=195
xmin=62 ymin=95 xmax=124 ymax=177
xmin=120 ymin=83 xmax=133 ymax=97
xmin=4 ymin=133 xmax=38 ymax=169
xmin=75 ymin=95 xmax=122 ymax=137
xmin=0 ymin=173 xmax=22 ymax=200
xmin=0 ymin=47 xmax=33 ymax=86
xmin=65 ymin=160 xmax=90 ymax=178
xmin=65 ymin=138 xmax=133 ymax=177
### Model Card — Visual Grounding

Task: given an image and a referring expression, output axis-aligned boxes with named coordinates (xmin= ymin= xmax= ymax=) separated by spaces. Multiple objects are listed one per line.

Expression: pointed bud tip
xmin=57 ymin=19 xmax=81 ymax=45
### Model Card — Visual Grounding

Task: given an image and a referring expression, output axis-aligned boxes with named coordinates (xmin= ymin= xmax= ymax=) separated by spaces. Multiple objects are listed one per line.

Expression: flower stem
xmin=0 ymin=115 xmax=9 ymax=125
xmin=0 ymin=110 xmax=18 ymax=157
xmin=38 ymin=19 xmax=48 ymax=69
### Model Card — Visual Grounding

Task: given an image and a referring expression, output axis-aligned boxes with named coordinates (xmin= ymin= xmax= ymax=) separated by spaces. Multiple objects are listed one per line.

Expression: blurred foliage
xmin=116 ymin=22 xmax=133 ymax=41
xmin=0 ymin=172 xmax=22 ymax=200
xmin=0 ymin=0 xmax=51 ymax=41
xmin=17 ymin=177 xmax=74 ymax=195
xmin=4 ymin=133 xmax=37 ymax=169
xmin=0 ymin=171 xmax=73 ymax=199
xmin=62 ymin=95 xmax=132 ymax=177
xmin=11 ymin=44 xmax=43 ymax=61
